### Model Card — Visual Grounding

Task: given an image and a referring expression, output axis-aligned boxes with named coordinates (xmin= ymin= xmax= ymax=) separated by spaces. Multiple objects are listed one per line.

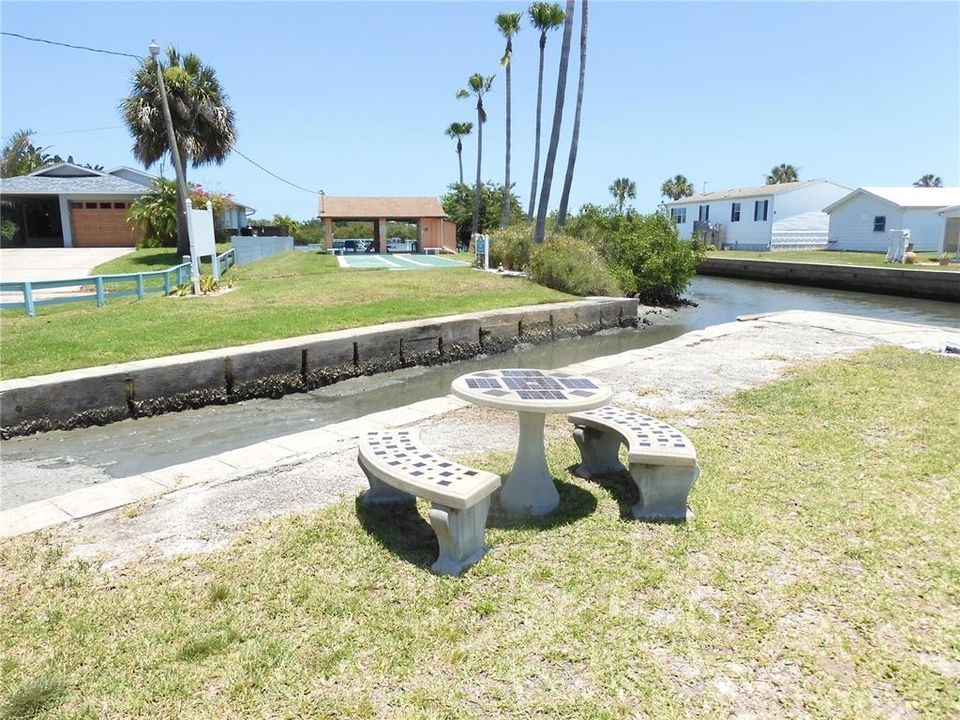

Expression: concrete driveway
xmin=0 ymin=247 xmax=135 ymax=283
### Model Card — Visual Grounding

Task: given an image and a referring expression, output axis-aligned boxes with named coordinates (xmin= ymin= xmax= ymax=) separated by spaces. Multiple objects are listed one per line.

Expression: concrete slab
xmin=49 ymin=475 xmax=168 ymax=519
xmin=0 ymin=247 xmax=135 ymax=283
xmin=0 ymin=499 xmax=73 ymax=537
xmin=141 ymin=457 xmax=238 ymax=489
xmin=266 ymin=429 xmax=346 ymax=456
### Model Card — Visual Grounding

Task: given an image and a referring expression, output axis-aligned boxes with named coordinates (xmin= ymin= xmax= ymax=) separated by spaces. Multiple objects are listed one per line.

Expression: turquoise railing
xmin=0 ymin=248 xmax=236 ymax=317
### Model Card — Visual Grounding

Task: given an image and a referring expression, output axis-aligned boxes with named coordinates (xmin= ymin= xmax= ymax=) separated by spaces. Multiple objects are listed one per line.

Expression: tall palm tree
xmin=534 ymin=0 xmax=575 ymax=243
xmin=913 ymin=174 xmax=943 ymax=188
xmin=122 ymin=47 xmax=237 ymax=254
xmin=765 ymin=163 xmax=799 ymax=185
xmin=526 ymin=2 xmax=566 ymax=224
xmin=457 ymin=73 xmax=495 ymax=238
xmin=556 ymin=0 xmax=588 ymax=227
xmin=496 ymin=11 xmax=522 ymax=229
xmin=444 ymin=121 xmax=473 ymax=185
xmin=609 ymin=177 xmax=636 ymax=214
xmin=660 ymin=174 xmax=694 ymax=200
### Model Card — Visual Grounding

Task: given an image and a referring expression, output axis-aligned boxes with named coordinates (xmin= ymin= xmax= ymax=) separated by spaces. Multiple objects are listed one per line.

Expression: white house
xmin=824 ymin=187 xmax=960 ymax=253
xmin=1 ymin=163 xmax=255 ymax=247
xmin=665 ymin=179 xmax=851 ymax=251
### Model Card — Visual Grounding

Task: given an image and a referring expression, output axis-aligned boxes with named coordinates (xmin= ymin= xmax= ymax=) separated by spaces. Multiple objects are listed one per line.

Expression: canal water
xmin=2 ymin=276 xmax=958 ymax=509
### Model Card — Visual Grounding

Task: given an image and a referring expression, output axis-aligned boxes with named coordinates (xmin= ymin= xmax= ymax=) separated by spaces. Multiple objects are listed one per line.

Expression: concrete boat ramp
xmin=1 ymin=310 xmax=957 ymax=557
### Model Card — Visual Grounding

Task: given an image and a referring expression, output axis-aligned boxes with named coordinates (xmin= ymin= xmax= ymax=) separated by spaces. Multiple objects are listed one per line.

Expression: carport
xmin=318 ymin=196 xmax=456 ymax=253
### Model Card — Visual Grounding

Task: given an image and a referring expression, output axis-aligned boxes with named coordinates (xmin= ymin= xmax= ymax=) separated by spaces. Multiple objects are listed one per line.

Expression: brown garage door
xmin=70 ymin=201 xmax=140 ymax=247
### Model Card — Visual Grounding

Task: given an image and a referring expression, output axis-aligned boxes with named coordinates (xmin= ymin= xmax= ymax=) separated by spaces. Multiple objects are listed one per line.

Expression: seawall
xmin=0 ymin=297 xmax=639 ymax=439
xmin=698 ymin=257 xmax=959 ymax=302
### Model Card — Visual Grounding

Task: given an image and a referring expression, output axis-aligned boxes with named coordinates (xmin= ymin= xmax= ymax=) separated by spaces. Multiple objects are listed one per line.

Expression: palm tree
xmin=457 ymin=74 xmax=495 ymax=238
xmin=496 ymin=12 xmax=522 ymax=229
xmin=0 ymin=129 xmax=62 ymax=177
xmin=534 ymin=0 xmax=575 ymax=243
xmin=526 ymin=2 xmax=566 ymax=224
xmin=556 ymin=0 xmax=588 ymax=227
xmin=444 ymin=122 xmax=473 ymax=185
xmin=122 ymin=47 xmax=237 ymax=254
xmin=660 ymin=174 xmax=694 ymax=200
xmin=765 ymin=163 xmax=799 ymax=185
xmin=609 ymin=177 xmax=636 ymax=214
xmin=914 ymin=174 xmax=943 ymax=188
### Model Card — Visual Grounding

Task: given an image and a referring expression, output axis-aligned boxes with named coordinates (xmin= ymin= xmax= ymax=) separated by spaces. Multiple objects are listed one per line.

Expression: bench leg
xmin=359 ymin=462 xmax=416 ymax=505
xmin=628 ymin=462 xmax=699 ymax=522
xmin=428 ymin=496 xmax=491 ymax=576
xmin=572 ymin=426 xmax=626 ymax=479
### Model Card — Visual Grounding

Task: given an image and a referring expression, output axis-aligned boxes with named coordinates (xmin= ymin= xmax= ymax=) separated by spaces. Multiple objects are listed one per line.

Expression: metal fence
xmin=0 ymin=248 xmax=236 ymax=317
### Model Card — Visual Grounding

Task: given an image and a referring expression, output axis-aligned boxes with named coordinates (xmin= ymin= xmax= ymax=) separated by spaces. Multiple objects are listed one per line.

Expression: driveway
xmin=0 ymin=247 xmax=134 ymax=283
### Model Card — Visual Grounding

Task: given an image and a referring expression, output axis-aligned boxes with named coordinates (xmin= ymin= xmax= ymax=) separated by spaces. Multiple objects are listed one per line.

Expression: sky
xmin=2 ymin=1 xmax=958 ymax=221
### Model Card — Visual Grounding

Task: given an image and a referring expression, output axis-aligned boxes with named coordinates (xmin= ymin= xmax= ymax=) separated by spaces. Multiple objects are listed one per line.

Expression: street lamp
xmin=149 ymin=40 xmax=198 ymax=293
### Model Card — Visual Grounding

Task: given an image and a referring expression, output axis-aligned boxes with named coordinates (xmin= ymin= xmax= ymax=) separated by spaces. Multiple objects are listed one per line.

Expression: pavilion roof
xmin=319 ymin=196 xmax=447 ymax=219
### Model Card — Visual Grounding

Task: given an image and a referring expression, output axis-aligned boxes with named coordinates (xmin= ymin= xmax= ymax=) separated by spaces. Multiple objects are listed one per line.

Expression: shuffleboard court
xmin=338 ymin=253 xmax=469 ymax=270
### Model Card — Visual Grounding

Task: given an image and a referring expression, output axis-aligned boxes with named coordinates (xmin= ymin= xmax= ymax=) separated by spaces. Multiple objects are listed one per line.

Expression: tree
xmin=457 ymin=73 xmax=495 ymax=239
xmin=444 ymin=122 xmax=473 ymax=185
xmin=526 ymin=2 xmax=566 ymax=224
xmin=441 ymin=182 xmax=523 ymax=248
xmin=660 ymin=174 xmax=694 ymax=200
xmin=496 ymin=11 xmax=522 ymax=230
xmin=556 ymin=0 xmax=588 ymax=227
xmin=0 ymin=129 xmax=62 ymax=177
xmin=766 ymin=163 xmax=799 ymax=184
xmin=534 ymin=0 xmax=575 ymax=244
xmin=126 ymin=178 xmax=180 ymax=247
xmin=609 ymin=177 xmax=636 ymax=214
xmin=121 ymin=46 xmax=237 ymax=254
xmin=914 ymin=174 xmax=943 ymax=188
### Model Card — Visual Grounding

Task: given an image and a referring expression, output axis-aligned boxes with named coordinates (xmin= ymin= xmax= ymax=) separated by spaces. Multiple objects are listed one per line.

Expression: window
xmin=670 ymin=207 xmax=686 ymax=224
xmin=754 ymin=199 xmax=769 ymax=221
xmin=873 ymin=215 xmax=886 ymax=232
xmin=99 ymin=202 xmax=112 ymax=209
xmin=113 ymin=202 xmax=126 ymax=209
xmin=85 ymin=202 xmax=97 ymax=209
xmin=71 ymin=202 xmax=83 ymax=209
xmin=698 ymin=205 xmax=710 ymax=222
xmin=730 ymin=203 xmax=741 ymax=222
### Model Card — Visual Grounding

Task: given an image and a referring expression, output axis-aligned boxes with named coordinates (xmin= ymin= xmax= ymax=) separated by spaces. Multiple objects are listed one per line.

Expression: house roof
xmin=823 ymin=186 xmax=960 ymax=213
xmin=667 ymin=179 xmax=846 ymax=205
xmin=1 ymin=171 xmax=149 ymax=197
xmin=319 ymin=196 xmax=447 ymax=219
xmin=2 ymin=163 xmax=255 ymax=210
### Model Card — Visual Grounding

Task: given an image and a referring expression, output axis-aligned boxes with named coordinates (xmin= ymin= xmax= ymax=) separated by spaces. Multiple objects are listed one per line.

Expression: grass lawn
xmin=708 ymin=249 xmax=959 ymax=271
xmin=91 ymin=244 xmax=234 ymax=277
xmin=0 ymin=250 xmax=572 ymax=379
xmin=1 ymin=347 xmax=957 ymax=718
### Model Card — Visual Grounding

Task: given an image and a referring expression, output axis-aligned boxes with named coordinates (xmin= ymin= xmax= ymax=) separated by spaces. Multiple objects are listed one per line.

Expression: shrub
xmin=1 ymin=218 xmax=19 ymax=243
xmin=488 ymin=224 xmax=533 ymax=271
xmin=566 ymin=204 xmax=703 ymax=304
xmin=528 ymin=234 xmax=621 ymax=297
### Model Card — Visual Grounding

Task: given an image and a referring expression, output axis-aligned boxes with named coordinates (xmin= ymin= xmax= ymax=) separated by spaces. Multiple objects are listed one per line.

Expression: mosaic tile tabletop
xmin=451 ymin=368 xmax=613 ymax=414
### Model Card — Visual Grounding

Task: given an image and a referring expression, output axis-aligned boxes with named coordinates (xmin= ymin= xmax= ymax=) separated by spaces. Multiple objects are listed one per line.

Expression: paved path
xmin=0 ymin=247 xmax=134 ymax=282
xmin=337 ymin=252 xmax=468 ymax=270
xmin=3 ymin=310 xmax=957 ymax=555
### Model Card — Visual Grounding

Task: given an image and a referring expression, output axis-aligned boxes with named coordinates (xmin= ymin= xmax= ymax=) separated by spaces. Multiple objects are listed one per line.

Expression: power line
xmin=2 ymin=31 xmax=322 ymax=197
xmin=1 ymin=31 xmax=141 ymax=59
xmin=33 ymin=125 xmax=126 ymax=136
xmin=232 ymin=148 xmax=321 ymax=196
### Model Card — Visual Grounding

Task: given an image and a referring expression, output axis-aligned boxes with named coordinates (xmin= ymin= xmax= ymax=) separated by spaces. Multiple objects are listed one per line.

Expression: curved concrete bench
xmin=568 ymin=407 xmax=699 ymax=522
xmin=357 ymin=429 xmax=501 ymax=575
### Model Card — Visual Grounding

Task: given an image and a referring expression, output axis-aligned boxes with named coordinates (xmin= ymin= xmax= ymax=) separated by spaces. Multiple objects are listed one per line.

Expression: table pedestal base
xmin=500 ymin=411 xmax=559 ymax=515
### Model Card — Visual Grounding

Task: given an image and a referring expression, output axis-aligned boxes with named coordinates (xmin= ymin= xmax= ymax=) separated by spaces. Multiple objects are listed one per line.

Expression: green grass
xmin=1 ymin=347 xmax=957 ymax=718
xmin=708 ymin=249 xmax=958 ymax=270
xmin=0 ymin=250 xmax=572 ymax=378
xmin=91 ymin=243 xmax=234 ymax=277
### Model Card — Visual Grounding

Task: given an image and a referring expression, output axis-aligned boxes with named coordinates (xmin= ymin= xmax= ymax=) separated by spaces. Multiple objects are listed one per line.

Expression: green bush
xmin=528 ymin=234 xmax=621 ymax=297
xmin=565 ymin=204 xmax=703 ymax=304
xmin=1 ymin=218 xmax=19 ymax=243
xmin=488 ymin=225 xmax=533 ymax=271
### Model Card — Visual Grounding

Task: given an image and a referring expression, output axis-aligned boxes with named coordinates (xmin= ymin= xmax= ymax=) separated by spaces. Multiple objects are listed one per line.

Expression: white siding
xmin=671 ymin=196 xmax=773 ymax=250
xmin=827 ymin=195 xmax=944 ymax=252
xmin=827 ymin=194 xmax=902 ymax=251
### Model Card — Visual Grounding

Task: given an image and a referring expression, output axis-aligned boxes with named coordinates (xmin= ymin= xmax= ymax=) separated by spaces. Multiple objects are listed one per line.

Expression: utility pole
xmin=149 ymin=40 xmax=198 ymax=294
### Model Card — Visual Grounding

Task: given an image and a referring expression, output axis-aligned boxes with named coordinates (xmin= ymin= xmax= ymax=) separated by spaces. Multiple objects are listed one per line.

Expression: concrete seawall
xmin=0 ymin=297 xmax=639 ymax=439
xmin=699 ymin=257 xmax=959 ymax=302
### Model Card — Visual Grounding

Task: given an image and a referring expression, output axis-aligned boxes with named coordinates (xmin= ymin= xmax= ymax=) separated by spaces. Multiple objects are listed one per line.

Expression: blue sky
xmin=2 ymin=1 xmax=958 ymax=220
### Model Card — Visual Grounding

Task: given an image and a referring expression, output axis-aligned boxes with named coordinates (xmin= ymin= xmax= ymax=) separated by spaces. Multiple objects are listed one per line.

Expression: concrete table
xmin=451 ymin=368 xmax=612 ymax=515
